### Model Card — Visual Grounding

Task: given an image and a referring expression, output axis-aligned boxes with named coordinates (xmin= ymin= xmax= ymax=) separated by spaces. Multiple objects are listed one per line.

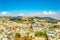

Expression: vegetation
xmin=15 ymin=33 xmax=21 ymax=38
xmin=34 ymin=31 xmax=47 ymax=37
xmin=20 ymin=36 xmax=32 ymax=40
xmin=53 ymin=25 xmax=59 ymax=28
xmin=14 ymin=20 xmax=22 ymax=23
xmin=48 ymin=21 xmax=57 ymax=23
xmin=14 ymin=17 xmax=35 ymax=24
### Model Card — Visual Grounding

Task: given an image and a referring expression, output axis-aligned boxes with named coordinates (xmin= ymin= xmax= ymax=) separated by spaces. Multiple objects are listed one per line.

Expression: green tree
xmin=34 ymin=31 xmax=46 ymax=37
xmin=15 ymin=33 xmax=21 ymax=38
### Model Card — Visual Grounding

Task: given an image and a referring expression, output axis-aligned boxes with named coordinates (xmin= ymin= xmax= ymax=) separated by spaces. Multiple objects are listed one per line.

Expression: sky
xmin=0 ymin=0 xmax=60 ymax=19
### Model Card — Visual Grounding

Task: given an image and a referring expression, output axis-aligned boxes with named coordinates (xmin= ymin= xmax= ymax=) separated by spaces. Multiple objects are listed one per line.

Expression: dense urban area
xmin=0 ymin=16 xmax=60 ymax=40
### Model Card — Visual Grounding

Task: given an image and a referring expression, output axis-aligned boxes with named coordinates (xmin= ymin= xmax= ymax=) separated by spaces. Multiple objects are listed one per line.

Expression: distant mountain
xmin=35 ymin=17 xmax=60 ymax=22
xmin=9 ymin=16 xmax=60 ymax=22
xmin=10 ymin=16 xmax=22 ymax=21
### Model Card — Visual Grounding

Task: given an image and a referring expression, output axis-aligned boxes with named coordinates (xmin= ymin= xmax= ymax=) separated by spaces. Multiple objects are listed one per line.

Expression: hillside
xmin=35 ymin=17 xmax=60 ymax=22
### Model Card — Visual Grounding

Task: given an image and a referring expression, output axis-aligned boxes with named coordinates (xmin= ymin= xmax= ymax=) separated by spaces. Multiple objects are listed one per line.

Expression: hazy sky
xmin=0 ymin=0 xmax=60 ymax=19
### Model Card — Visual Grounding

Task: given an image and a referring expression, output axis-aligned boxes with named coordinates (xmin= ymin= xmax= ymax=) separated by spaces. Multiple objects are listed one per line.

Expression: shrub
xmin=34 ymin=31 xmax=46 ymax=37
xmin=15 ymin=33 xmax=21 ymax=38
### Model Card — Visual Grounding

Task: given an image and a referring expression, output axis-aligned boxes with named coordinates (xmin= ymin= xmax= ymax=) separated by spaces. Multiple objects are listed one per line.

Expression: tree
xmin=15 ymin=33 xmax=21 ymax=38
xmin=34 ymin=31 xmax=46 ymax=37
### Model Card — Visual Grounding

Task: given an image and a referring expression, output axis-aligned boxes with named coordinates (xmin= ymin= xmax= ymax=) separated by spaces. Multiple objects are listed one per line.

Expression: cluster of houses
xmin=0 ymin=17 xmax=60 ymax=40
